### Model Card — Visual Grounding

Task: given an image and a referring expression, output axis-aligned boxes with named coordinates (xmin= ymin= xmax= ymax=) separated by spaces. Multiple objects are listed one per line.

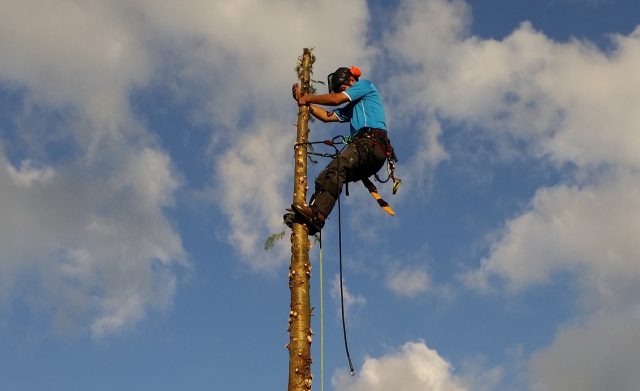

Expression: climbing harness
xmin=378 ymin=155 xmax=402 ymax=195
xmin=296 ymin=131 xmax=401 ymax=215
xmin=296 ymin=135 xmax=348 ymax=158
xmin=351 ymin=127 xmax=402 ymax=195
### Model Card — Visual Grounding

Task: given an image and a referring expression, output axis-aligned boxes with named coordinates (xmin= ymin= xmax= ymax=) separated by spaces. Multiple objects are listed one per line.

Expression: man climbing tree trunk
xmin=287 ymin=48 xmax=314 ymax=391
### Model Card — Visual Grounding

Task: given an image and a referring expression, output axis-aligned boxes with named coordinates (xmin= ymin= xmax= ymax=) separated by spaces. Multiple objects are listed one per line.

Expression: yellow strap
xmin=370 ymin=190 xmax=395 ymax=215
xmin=362 ymin=177 xmax=395 ymax=215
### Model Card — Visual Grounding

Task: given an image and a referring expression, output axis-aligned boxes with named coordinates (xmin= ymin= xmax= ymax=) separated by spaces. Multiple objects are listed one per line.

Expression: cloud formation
xmin=331 ymin=274 xmax=367 ymax=316
xmin=3 ymin=3 xmax=640 ymax=391
xmin=465 ymin=170 xmax=640 ymax=293
xmin=0 ymin=0 xmax=377 ymax=337
xmin=386 ymin=265 xmax=430 ymax=297
xmin=384 ymin=0 xmax=640 ymax=171
xmin=0 ymin=0 xmax=185 ymax=337
xmin=333 ymin=341 xmax=468 ymax=391
xmin=531 ymin=309 xmax=640 ymax=391
xmin=378 ymin=0 xmax=640 ymax=389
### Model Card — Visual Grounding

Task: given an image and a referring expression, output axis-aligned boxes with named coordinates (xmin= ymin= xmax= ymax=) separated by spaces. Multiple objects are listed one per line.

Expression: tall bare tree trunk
xmin=287 ymin=48 xmax=314 ymax=391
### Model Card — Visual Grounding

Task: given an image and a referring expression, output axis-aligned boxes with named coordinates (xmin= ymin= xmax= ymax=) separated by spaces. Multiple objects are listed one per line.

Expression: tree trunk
xmin=287 ymin=48 xmax=314 ymax=391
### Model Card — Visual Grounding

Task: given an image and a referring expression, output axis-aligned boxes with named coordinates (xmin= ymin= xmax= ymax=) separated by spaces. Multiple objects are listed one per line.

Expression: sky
xmin=1 ymin=0 xmax=639 ymax=390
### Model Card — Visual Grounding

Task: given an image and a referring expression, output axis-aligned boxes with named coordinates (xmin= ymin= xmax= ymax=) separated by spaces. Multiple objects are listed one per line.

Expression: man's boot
xmin=292 ymin=202 xmax=326 ymax=233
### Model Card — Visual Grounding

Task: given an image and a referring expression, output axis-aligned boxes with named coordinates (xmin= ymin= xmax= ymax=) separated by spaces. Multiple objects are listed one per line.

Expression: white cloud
xmin=383 ymin=0 xmax=640 ymax=172
xmin=463 ymin=169 xmax=640 ymax=294
xmin=0 ymin=0 xmax=378 ymax=336
xmin=0 ymin=0 xmax=151 ymax=133
xmin=379 ymin=1 xmax=640 ymax=389
xmin=331 ymin=274 xmax=367 ymax=315
xmin=0 ymin=0 xmax=188 ymax=337
xmin=386 ymin=266 xmax=430 ymax=297
xmin=6 ymin=160 xmax=55 ymax=187
xmin=333 ymin=341 xmax=469 ymax=391
xmin=214 ymin=121 xmax=291 ymax=268
xmin=0 ymin=145 xmax=185 ymax=338
xmin=531 ymin=309 xmax=640 ymax=391
xmin=458 ymin=356 xmax=505 ymax=391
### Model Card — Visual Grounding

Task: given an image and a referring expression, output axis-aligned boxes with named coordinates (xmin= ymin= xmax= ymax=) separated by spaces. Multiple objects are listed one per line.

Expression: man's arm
xmin=309 ymin=105 xmax=340 ymax=122
xmin=292 ymin=83 xmax=345 ymax=122
xmin=299 ymin=91 xmax=349 ymax=106
xmin=292 ymin=83 xmax=350 ymax=106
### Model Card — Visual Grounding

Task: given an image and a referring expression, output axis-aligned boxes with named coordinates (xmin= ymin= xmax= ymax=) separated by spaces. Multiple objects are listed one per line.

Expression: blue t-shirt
xmin=334 ymin=79 xmax=387 ymax=136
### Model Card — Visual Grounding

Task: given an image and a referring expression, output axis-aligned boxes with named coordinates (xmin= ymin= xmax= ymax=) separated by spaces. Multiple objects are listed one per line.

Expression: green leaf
xmin=264 ymin=229 xmax=286 ymax=251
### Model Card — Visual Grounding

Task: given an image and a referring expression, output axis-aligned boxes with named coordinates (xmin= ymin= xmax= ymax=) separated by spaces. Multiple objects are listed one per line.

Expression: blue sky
xmin=1 ymin=0 xmax=640 ymax=390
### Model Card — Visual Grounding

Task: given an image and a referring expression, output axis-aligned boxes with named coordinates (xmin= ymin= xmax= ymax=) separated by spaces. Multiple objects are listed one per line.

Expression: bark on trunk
xmin=287 ymin=48 xmax=314 ymax=391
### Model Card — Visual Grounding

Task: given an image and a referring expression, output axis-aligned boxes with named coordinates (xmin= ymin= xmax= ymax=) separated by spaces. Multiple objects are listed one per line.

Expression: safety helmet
xmin=327 ymin=66 xmax=362 ymax=93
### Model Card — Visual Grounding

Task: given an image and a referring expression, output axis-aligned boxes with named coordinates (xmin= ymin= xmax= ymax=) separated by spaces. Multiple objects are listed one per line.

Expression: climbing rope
xmin=317 ymin=205 xmax=355 ymax=391
xmin=337 ymin=187 xmax=356 ymax=375
xmin=319 ymin=231 xmax=324 ymax=391
xmin=319 ymin=230 xmax=325 ymax=391
xmin=300 ymin=136 xmax=356 ymax=376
